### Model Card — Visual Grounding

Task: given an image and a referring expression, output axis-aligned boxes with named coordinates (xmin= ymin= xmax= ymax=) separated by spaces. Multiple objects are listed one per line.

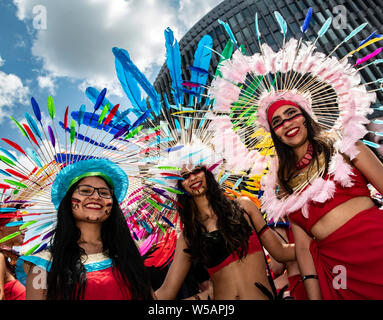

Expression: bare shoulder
xmin=236 ymin=196 xmax=259 ymax=213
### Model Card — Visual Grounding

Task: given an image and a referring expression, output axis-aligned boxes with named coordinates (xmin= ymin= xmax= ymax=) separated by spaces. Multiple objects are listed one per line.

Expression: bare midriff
xmin=211 ymin=251 xmax=272 ymax=300
xmin=310 ymin=196 xmax=375 ymax=241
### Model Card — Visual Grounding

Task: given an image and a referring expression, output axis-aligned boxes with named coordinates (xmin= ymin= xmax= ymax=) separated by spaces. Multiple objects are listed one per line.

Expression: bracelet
xmin=257 ymin=224 xmax=270 ymax=237
xmin=302 ymin=274 xmax=318 ymax=282
xmin=194 ymin=293 xmax=201 ymax=300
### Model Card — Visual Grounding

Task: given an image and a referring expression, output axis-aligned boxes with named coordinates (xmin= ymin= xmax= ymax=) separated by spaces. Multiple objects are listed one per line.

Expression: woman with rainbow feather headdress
xmin=208 ymin=8 xmax=383 ymax=299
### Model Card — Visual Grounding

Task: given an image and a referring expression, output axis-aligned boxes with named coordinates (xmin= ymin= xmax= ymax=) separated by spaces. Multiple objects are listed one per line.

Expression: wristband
xmin=302 ymin=274 xmax=318 ymax=282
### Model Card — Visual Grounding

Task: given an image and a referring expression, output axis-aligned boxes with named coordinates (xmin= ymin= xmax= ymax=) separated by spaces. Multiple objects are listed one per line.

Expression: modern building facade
xmin=154 ymin=0 xmax=383 ymax=106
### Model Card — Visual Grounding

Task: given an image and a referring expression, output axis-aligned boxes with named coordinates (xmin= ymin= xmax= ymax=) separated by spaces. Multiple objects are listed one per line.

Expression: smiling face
xmin=270 ymin=104 xmax=308 ymax=148
xmin=71 ymin=176 xmax=114 ymax=224
xmin=180 ymin=165 xmax=207 ymax=197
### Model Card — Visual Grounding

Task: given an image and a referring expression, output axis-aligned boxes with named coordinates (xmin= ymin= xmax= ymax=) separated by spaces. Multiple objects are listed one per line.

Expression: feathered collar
xmin=261 ymin=152 xmax=355 ymax=222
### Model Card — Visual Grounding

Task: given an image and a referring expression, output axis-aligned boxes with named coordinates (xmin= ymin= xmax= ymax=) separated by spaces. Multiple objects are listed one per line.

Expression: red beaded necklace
xmin=296 ymin=143 xmax=313 ymax=170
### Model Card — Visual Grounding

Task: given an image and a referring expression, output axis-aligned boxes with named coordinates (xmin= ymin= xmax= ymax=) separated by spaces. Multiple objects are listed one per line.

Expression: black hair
xmin=176 ymin=167 xmax=251 ymax=265
xmin=46 ymin=179 xmax=153 ymax=300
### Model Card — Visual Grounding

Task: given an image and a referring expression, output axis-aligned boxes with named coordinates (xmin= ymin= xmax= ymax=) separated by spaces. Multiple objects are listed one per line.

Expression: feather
xmin=166 ymin=145 xmax=184 ymax=153
xmin=218 ymin=19 xmax=239 ymax=48
xmin=94 ymin=88 xmax=107 ymax=111
xmin=130 ymin=108 xmax=151 ymax=132
xmin=318 ymin=17 xmax=332 ymax=38
xmin=10 ymin=116 xmax=28 ymax=139
xmin=31 ymin=97 xmax=41 ymax=122
xmin=3 ymin=179 xmax=27 ymax=189
xmin=254 ymin=13 xmax=261 ymax=42
xmin=112 ymin=123 xmax=131 ymax=140
xmin=362 ymin=139 xmax=380 ymax=148
xmin=0 ymin=169 xmax=12 ymax=177
xmin=0 ymin=231 xmax=21 ymax=244
xmin=163 ymin=93 xmax=172 ymax=110
xmin=22 ymin=124 xmax=39 ymax=146
xmin=0 ymin=147 xmax=17 ymax=162
xmin=354 ymin=47 xmax=382 ymax=66
xmin=188 ymin=35 xmax=213 ymax=105
xmin=26 ymin=148 xmax=43 ymax=167
xmin=0 ymin=155 xmax=16 ymax=166
xmin=274 ymin=11 xmax=287 ymax=36
xmin=359 ymin=30 xmax=380 ymax=47
xmin=85 ymin=87 xmax=117 ymax=114
xmin=5 ymin=169 xmax=28 ymax=181
xmin=64 ymin=106 xmax=69 ymax=130
xmin=181 ymin=81 xmax=201 ymax=88
xmin=1 ymin=138 xmax=26 ymax=155
xmin=164 ymin=27 xmax=184 ymax=107
xmin=71 ymin=111 xmax=121 ymax=135
xmin=70 ymin=120 xmax=76 ymax=145
xmin=301 ymin=7 xmax=313 ymax=35
xmin=25 ymin=113 xmax=42 ymax=141
xmin=215 ymin=40 xmax=234 ymax=78
xmin=48 ymin=125 xmax=55 ymax=148
xmin=104 ymin=104 xmax=119 ymax=126
xmin=48 ymin=96 xmax=55 ymax=119
xmin=343 ymin=22 xmax=368 ymax=43
xmin=58 ymin=122 xmax=118 ymax=151
xmin=78 ymin=104 xmax=86 ymax=126
xmin=98 ymin=103 xmax=110 ymax=125
xmin=124 ymin=125 xmax=144 ymax=140
xmin=113 ymin=47 xmax=161 ymax=116
xmin=161 ymin=216 xmax=175 ymax=228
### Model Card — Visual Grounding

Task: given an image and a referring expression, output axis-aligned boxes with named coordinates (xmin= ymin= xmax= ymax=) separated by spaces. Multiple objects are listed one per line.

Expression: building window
xmin=243 ymin=26 xmax=251 ymax=40
xmin=229 ymin=16 xmax=237 ymax=28
xmin=236 ymin=11 xmax=244 ymax=24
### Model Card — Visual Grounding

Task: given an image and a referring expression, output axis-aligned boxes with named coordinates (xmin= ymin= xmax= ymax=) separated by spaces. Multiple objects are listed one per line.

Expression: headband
xmin=267 ymin=100 xmax=301 ymax=125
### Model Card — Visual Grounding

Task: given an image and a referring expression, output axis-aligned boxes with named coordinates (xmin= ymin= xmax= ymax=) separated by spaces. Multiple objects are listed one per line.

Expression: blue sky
xmin=0 ymin=0 xmax=223 ymax=155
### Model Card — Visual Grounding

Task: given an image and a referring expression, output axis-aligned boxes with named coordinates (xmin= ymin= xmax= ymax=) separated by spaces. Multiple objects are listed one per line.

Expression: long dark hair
xmin=176 ymin=167 xmax=252 ymax=265
xmin=270 ymin=108 xmax=334 ymax=195
xmin=46 ymin=179 xmax=153 ymax=300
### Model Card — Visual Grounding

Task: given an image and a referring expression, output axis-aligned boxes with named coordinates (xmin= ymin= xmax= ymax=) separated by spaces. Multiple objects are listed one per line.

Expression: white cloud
xmin=12 ymin=0 xmax=223 ymax=94
xmin=0 ymin=71 xmax=30 ymax=121
xmin=37 ymin=75 xmax=55 ymax=94
xmin=0 ymin=56 xmax=5 ymax=67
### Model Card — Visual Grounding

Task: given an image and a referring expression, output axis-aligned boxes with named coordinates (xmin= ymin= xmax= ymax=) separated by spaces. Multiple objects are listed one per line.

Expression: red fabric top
xmin=4 ymin=279 xmax=26 ymax=300
xmin=289 ymin=167 xmax=371 ymax=235
xmin=206 ymin=231 xmax=263 ymax=277
xmin=82 ymin=267 xmax=132 ymax=300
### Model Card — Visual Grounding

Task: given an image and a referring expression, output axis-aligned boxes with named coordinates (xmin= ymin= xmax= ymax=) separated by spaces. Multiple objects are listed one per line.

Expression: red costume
xmin=289 ymin=167 xmax=383 ymax=299
xmin=3 ymin=279 xmax=26 ymax=300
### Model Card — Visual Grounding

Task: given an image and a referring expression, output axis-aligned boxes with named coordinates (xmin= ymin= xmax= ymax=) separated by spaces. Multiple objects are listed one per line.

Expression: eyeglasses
xmin=181 ymin=168 xmax=204 ymax=180
xmin=75 ymin=185 xmax=113 ymax=199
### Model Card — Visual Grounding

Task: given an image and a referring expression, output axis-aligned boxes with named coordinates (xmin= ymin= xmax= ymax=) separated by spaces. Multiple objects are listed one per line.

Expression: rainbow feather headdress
xmin=207 ymin=8 xmax=382 ymax=221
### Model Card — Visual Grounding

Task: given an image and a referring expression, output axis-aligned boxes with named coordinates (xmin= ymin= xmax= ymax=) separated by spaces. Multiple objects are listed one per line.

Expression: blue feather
xmin=31 ymin=97 xmax=42 ymax=122
xmin=70 ymin=111 xmax=121 ymax=135
xmin=164 ymin=27 xmax=184 ymax=107
xmin=188 ymin=35 xmax=213 ymax=105
xmin=78 ymin=104 xmax=86 ymax=126
xmin=358 ymin=30 xmax=383 ymax=48
xmin=317 ymin=17 xmax=332 ymax=38
xmin=344 ymin=22 xmax=368 ymax=43
xmin=254 ymin=13 xmax=261 ymax=42
xmin=25 ymin=113 xmax=42 ymax=140
xmin=274 ymin=11 xmax=287 ymax=36
xmin=166 ymin=145 xmax=184 ymax=153
xmin=112 ymin=47 xmax=161 ymax=116
xmin=26 ymin=148 xmax=43 ymax=168
xmin=130 ymin=108 xmax=151 ymax=131
xmin=301 ymin=7 xmax=312 ymax=35
xmin=0 ymin=147 xmax=18 ymax=162
xmin=0 ymin=169 xmax=12 ymax=177
xmin=85 ymin=87 xmax=119 ymax=116
xmin=175 ymin=119 xmax=181 ymax=133
xmin=218 ymin=19 xmax=239 ymax=49
xmin=58 ymin=121 xmax=118 ymax=150
xmin=163 ymin=93 xmax=172 ymax=110
xmin=113 ymin=123 xmax=131 ymax=140
xmin=94 ymin=88 xmax=107 ymax=111
xmin=189 ymin=66 xmax=212 ymax=76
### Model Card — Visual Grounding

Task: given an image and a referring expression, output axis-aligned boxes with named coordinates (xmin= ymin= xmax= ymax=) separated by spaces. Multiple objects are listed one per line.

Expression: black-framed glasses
xmin=75 ymin=185 xmax=113 ymax=199
xmin=181 ymin=167 xmax=205 ymax=180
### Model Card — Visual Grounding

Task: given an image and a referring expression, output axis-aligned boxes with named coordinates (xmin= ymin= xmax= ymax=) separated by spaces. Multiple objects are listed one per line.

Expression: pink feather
xmin=354 ymin=48 xmax=382 ymax=66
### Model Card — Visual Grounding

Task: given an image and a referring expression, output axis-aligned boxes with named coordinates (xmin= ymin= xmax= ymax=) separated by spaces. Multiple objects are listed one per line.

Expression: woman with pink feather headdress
xmin=208 ymin=8 xmax=383 ymax=299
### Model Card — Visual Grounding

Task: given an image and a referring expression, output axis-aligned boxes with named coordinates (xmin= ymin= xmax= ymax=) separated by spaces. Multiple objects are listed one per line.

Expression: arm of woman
xmin=351 ymin=141 xmax=383 ymax=194
xmin=290 ymin=221 xmax=322 ymax=300
xmin=25 ymin=263 xmax=47 ymax=300
xmin=0 ymin=253 xmax=5 ymax=300
xmin=237 ymin=197 xmax=295 ymax=262
xmin=154 ymin=232 xmax=192 ymax=300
